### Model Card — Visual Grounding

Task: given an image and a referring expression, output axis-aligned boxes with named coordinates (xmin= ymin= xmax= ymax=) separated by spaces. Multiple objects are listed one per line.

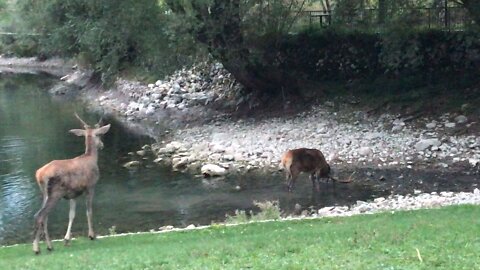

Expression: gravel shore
xmin=63 ymin=62 xmax=479 ymax=179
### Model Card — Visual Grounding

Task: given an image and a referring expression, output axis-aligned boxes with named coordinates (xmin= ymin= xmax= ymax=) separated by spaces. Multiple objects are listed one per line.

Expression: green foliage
xmin=251 ymin=200 xmax=282 ymax=221
xmin=166 ymin=0 xmax=311 ymax=95
xmin=225 ymin=200 xmax=282 ymax=224
xmin=108 ymin=225 xmax=117 ymax=236
xmin=13 ymin=0 xmax=202 ymax=85
xmin=379 ymin=30 xmax=480 ymax=75
xmin=225 ymin=209 xmax=250 ymax=224
xmin=273 ymin=28 xmax=480 ymax=92
xmin=1 ymin=205 xmax=479 ymax=269
xmin=277 ymin=29 xmax=380 ymax=81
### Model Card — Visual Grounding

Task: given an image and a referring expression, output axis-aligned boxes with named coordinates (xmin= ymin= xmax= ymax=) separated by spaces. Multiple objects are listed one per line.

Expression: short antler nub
xmin=74 ymin=112 xmax=90 ymax=128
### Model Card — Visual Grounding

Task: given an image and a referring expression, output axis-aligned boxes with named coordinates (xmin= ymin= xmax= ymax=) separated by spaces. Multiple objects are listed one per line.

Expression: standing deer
xmin=32 ymin=113 xmax=110 ymax=254
xmin=280 ymin=148 xmax=349 ymax=192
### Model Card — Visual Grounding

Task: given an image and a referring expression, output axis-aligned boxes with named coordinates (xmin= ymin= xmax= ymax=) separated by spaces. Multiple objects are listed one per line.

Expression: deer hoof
xmin=34 ymin=250 xmax=40 ymax=255
xmin=64 ymin=239 xmax=71 ymax=246
xmin=89 ymin=235 xmax=96 ymax=240
xmin=47 ymin=247 xmax=54 ymax=252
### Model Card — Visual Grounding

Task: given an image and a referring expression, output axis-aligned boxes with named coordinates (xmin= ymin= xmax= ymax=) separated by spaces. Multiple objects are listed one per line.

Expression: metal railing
xmin=301 ymin=5 xmax=472 ymax=31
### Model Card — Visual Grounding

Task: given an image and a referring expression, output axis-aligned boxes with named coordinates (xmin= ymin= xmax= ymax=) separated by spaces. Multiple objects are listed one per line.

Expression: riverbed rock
xmin=426 ymin=122 xmax=437 ymax=129
xmin=159 ymin=225 xmax=174 ymax=231
xmin=445 ymin=122 xmax=456 ymax=128
xmin=123 ymin=160 xmax=141 ymax=168
xmin=201 ymin=164 xmax=227 ymax=177
xmin=454 ymin=115 xmax=468 ymax=124
xmin=358 ymin=146 xmax=373 ymax=156
xmin=172 ymin=157 xmax=189 ymax=170
xmin=414 ymin=139 xmax=441 ymax=151
xmin=136 ymin=150 xmax=147 ymax=156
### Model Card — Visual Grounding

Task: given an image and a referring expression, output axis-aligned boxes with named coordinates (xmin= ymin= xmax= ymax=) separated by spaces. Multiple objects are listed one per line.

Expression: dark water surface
xmin=0 ymin=73 xmax=389 ymax=245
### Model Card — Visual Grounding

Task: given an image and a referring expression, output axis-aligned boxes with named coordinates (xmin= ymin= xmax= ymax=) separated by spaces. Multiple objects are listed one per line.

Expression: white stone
xmin=414 ymin=139 xmax=441 ymax=151
xmin=454 ymin=115 xmax=468 ymax=124
xmin=391 ymin=125 xmax=403 ymax=132
xmin=201 ymin=164 xmax=227 ymax=177
xmin=393 ymin=119 xmax=405 ymax=126
xmin=159 ymin=225 xmax=174 ymax=231
xmin=469 ymin=158 xmax=479 ymax=166
xmin=123 ymin=161 xmax=141 ymax=168
xmin=445 ymin=122 xmax=456 ymax=128
xmin=426 ymin=122 xmax=436 ymax=129
xmin=172 ymin=157 xmax=189 ymax=170
xmin=358 ymin=147 xmax=373 ymax=156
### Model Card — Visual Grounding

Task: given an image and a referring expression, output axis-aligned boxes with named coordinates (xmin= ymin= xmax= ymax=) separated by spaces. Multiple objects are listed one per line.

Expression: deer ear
xmin=94 ymin=124 xmax=111 ymax=135
xmin=69 ymin=129 xmax=85 ymax=136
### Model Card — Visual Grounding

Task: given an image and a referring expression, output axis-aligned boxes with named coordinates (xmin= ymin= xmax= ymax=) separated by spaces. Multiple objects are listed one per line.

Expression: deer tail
xmin=280 ymin=152 xmax=293 ymax=172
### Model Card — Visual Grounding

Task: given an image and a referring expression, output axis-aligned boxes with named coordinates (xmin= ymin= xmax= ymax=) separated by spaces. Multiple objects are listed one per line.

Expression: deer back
xmin=282 ymin=148 xmax=330 ymax=175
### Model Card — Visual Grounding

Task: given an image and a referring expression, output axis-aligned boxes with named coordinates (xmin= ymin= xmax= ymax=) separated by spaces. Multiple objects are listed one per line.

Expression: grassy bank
xmin=1 ymin=205 xmax=479 ymax=269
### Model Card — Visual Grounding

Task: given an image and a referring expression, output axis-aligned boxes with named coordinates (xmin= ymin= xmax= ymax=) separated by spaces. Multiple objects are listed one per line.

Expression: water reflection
xmin=0 ymin=73 xmax=380 ymax=246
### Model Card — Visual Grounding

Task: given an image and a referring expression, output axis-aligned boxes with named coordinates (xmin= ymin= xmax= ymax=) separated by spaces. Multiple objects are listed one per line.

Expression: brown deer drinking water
xmin=280 ymin=148 xmax=348 ymax=192
xmin=32 ymin=113 xmax=110 ymax=254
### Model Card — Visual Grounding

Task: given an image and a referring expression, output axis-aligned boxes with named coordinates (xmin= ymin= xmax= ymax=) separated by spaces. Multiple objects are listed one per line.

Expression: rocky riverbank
xmin=1 ymin=56 xmax=479 ymax=235
xmin=84 ymin=61 xmax=480 ymax=225
xmin=36 ymin=58 xmax=479 ymax=180
xmin=2 ymin=56 xmax=479 ymax=177
xmin=51 ymin=60 xmax=480 ymax=230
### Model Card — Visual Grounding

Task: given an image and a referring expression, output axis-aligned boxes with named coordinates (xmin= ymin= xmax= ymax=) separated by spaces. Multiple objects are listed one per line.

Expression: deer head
xmin=70 ymin=113 xmax=111 ymax=149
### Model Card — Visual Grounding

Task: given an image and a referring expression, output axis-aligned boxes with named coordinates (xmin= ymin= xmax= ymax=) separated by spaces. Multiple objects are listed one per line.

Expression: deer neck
xmin=84 ymin=135 xmax=98 ymax=161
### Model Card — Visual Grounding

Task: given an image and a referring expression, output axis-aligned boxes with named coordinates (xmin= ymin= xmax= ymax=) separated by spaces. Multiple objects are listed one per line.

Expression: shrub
xmin=225 ymin=200 xmax=282 ymax=224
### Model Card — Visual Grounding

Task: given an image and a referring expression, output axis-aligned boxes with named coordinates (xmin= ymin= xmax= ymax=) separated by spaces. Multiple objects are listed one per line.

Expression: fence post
xmin=444 ymin=0 xmax=449 ymax=30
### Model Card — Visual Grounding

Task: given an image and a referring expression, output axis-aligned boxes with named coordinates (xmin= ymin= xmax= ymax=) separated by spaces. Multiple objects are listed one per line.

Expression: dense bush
xmin=277 ymin=30 xmax=380 ymax=81
xmin=0 ymin=35 xmax=40 ymax=57
xmin=273 ymin=29 xmax=480 ymax=87
xmin=379 ymin=30 xmax=480 ymax=75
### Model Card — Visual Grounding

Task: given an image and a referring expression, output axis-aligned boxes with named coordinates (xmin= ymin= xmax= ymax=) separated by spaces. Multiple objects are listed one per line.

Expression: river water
xmin=0 ymin=73 xmax=382 ymax=245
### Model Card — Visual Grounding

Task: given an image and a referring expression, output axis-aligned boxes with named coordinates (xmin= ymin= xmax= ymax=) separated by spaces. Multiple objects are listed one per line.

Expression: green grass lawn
xmin=1 ymin=205 xmax=479 ymax=270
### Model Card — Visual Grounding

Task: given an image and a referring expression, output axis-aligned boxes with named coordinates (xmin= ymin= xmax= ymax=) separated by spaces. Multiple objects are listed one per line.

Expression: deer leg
xmin=86 ymin=189 xmax=96 ymax=240
xmin=43 ymin=217 xmax=53 ymax=251
xmin=288 ymin=168 xmax=299 ymax=192
xmin=285 ymin=171 xmax=293 ymax=191
xmin=33 ymin=194 xmax=61 ymax=254
xmin=64 ymin=199 xmax=76 ymax=245
xmin=41 ymin=194 xmax=53 ymax=251
xmin=310 ymin=173 xmax=320 ymax=192
xmin=32 ymin=210 xmax=43 ymax=254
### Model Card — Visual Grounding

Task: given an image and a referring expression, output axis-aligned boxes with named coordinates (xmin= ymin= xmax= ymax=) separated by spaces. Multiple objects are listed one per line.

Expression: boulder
xmin=201 ymin=164 xmax=227 ymax=177
xmin=414 ymin=139 xmax=441 ymax=151
xmin=172 ymin=157 xmax=189 ymax=170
